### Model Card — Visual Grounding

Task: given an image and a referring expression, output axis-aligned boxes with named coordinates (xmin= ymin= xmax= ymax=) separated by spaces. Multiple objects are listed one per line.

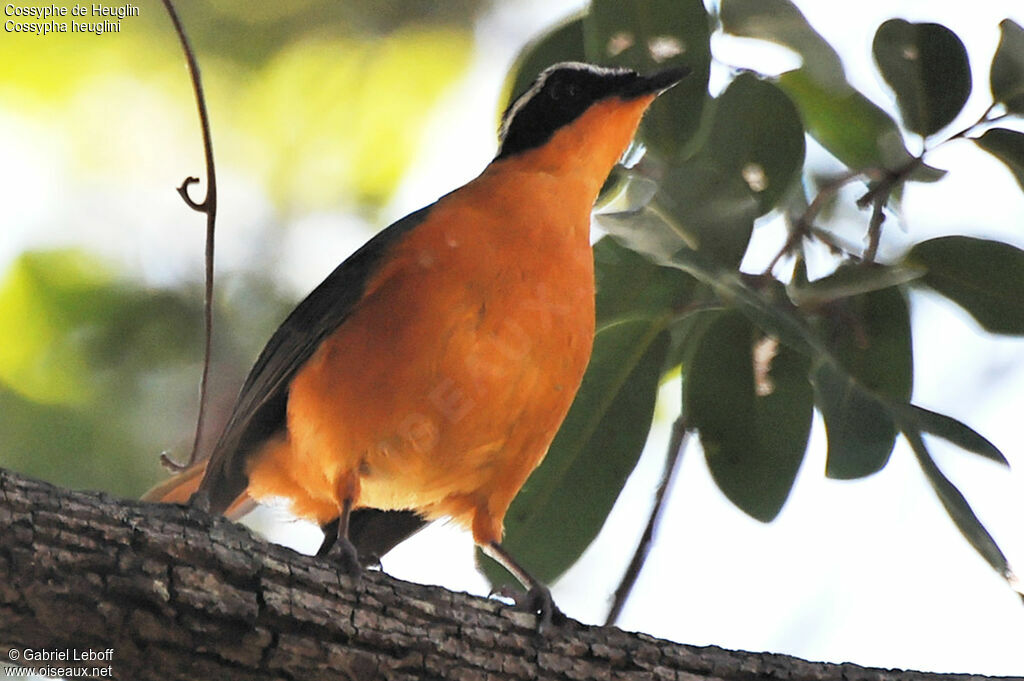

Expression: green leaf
xmin=777 ymin=69 xmax=943 ymax=181
xmin=658 ymin=248 xmax=924 ymax=494
xmin=901 ymin=406 xmax=1008 ymax=466
xmin=585 ymin=0 xmax=711 ymax=158
xmin=904 ymin=428 xmax=1010 ymax=578
xmin=503 ymin=15 xmax=587 ymax=112
xmin=595 ymin=189 xmax=699 ymax=268
xmin=787 ymin=262 xmax=925 ymax=307
xmin=654 ymin=73 xmax=805 ymax=266
xmin=872 ymin=20 xmax=971 ymax=137
xmin=598 ymin=75 xmax=804 ymax=270
xmin=666 ymin=296 xmax=721 ymax=373
xmin=907 ymin=236 xmax=1024 ymax=335
xmin=991 ymin=19 xmax=1024 ymax=113
xmin=593 ymin=236 xmax=695 ymax=321
xmin=659 ymin=249 xmax=914 ymax=482
xmin=811 ymin=359 xmax=898 ymax=480
xmin=480 ymin=322 xmax=670 ymax=587
xmin=685 ymin=311 xmax=813 ymax=521
xmin=826 ymin=277 xmax=914 ymax=401
xmin=704 ymin=73 xmax=806 ymax=213
xmin=719 ymin=0 xmax=846 ymax=89
xmin=975 ymin=127 xmax=1024 ymax=193
xmin=817 ymin=284 xmax=913 ymax=478
xmin=658 ymin=161 xmax=758 ymax=267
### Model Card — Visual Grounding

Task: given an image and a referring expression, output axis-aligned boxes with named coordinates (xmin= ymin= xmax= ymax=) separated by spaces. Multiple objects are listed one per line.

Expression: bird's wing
xmin=196 ymin=205 xmax=434 ymax=514
xmin=319 ymin=509 xmax=428 ymax=567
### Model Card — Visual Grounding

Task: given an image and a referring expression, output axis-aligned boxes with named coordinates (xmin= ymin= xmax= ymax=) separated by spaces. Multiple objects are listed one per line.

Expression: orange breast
xmin=245 ymin=160 xmax=597 ymax=543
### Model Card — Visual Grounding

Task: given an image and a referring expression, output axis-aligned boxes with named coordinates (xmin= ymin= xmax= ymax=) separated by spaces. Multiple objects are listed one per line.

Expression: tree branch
xmin=0 ymin=468 xmax=1007 ymax=681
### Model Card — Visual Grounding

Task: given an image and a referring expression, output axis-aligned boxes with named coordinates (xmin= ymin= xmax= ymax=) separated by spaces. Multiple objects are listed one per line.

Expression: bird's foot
xmin=491 ymin=584 xmax=565 ymax=633
xmin=319 ymin=535 xmax=361 ymax=579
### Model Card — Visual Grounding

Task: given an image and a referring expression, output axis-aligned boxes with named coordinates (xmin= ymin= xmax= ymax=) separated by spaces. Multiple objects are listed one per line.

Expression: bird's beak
xmin=621 ymin=66 xmax=690 ymax=98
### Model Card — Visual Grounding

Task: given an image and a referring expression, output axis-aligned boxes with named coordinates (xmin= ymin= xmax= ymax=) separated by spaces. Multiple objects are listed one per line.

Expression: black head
xmin=496 ymin=62 xmax=688 ymax=160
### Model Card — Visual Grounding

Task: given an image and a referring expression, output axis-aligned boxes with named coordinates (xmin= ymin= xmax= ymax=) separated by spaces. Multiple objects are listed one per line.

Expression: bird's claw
xmin=490 ymin=584 xmax=565 ymax=633
xmin=322 ymin=536 xmax=362 ymax=579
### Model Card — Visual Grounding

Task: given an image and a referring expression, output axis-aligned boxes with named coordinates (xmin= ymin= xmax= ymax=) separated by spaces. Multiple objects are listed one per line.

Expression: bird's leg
xmin=320 ymin=518 xmax=381 ymax=568
xmin=484 ymin=540 xmax=565 ymax=632
xmin=317 ymin=477 xmax=361 ymax=578
xmin=316 ymin=517 xmax=339 ymax=557
xmin=325 ymin=497 xmax=361 ymax=577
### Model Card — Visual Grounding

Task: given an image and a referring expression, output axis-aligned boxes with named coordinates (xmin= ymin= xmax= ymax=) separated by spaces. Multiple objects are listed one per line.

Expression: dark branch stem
xmin=160 ymin=0 xmax=218 ymax=471
xmin=850 ymin=157 xmax=921 ymax=263
xmin=863 ymin=196 xmax=887 ymax=263
xmin=851 ymin=99 xmax=1004 ymax=262
xmin=762 ymin=228 xmax=803 ymax=278
xmin=605 ymin=416 xmax=689 ymax=626
xmin=808 ymin=225 xmax=862 ymax=260
xmin=941 ymin=101 xmax=1001 ymax=146
xmin=763 ymin=170 xmax=862 ymax=277
xmin=766 ymin=99 xmax=1006 ymax=278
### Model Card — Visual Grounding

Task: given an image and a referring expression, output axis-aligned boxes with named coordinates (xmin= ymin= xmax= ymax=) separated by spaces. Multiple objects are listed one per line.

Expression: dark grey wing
xmin=348 ymin=510 xmax=427 ymax=564
xmin=195 ymin=205 xmax=434 ymax=515
xmin=318 ymin=510 xmax=428 ymax=567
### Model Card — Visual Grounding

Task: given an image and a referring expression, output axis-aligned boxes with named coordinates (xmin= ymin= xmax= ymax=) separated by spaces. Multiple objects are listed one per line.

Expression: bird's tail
xmin=143 ymin=459 xmax=429 ymax=563
xmin=141 ymin=459 xmax=256 ymax=521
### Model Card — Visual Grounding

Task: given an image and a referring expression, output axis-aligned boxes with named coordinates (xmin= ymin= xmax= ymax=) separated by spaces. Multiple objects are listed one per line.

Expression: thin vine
xmin=158 ymin=0 xmax=218 ymax=472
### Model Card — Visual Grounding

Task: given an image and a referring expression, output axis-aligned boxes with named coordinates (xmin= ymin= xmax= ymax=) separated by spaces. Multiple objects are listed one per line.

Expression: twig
xmin=762 ymin=170 xmax=862 ymax=276
xmin=863 ymin=195 xmax=886 ymax=263
xmin=159 ymin=0 xmax=218 ymax=472
xmin=765 ymin=98 xmax=1007 ymax=280
xmin=851 ymin=100 xmax=1004 ymax=256
xmin=606 ymin=416 xmax=689 ymax=626
xmin=855 ymin=157 xmax=921 ymax=211
xmin=762 ymin=229 xmax=802 ymax=278
xmin=942 ymin=101 xmax=1002 ymax=145
xmin=808 ymin=225 xmax=861 ymax=260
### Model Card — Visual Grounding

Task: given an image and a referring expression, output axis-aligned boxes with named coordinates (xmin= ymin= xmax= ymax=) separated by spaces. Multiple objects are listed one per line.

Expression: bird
xmin=144 ymin=61 xmax=687 ymax=628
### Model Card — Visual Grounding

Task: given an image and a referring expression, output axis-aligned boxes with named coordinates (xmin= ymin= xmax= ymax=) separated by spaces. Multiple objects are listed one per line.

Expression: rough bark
xmin=0 ymin=468 xmax=1014 ymax=681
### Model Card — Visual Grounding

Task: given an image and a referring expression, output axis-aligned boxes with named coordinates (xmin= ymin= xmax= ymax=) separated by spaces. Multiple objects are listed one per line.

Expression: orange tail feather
xmin=141 ymin=460 xmax=255 ymax=521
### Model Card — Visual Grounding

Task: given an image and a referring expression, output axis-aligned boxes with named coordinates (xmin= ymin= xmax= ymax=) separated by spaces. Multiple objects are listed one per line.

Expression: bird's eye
xmin=548 ymin=81 xmax=579 ymax=101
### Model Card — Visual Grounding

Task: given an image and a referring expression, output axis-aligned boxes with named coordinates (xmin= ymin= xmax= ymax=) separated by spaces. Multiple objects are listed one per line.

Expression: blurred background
xmin=1 ymin=0 xmax=1022 ymax=676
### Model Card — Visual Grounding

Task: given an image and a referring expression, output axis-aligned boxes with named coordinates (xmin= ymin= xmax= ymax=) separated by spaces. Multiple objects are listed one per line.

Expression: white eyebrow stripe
xmin=498 ymin=62 xmax=634 ymax=144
